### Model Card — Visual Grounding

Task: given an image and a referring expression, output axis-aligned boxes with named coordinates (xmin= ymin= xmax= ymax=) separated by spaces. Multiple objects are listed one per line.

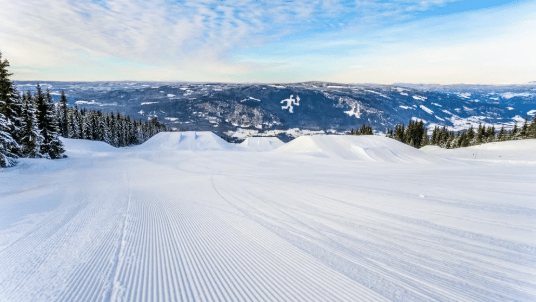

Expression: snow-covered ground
xmin=421 ymin=139 xmax=536 ymax=164
xmin=1 ymin=133 xmax=535 ymax=301
xmin=239 ymin=136 xmax=284 ymax=152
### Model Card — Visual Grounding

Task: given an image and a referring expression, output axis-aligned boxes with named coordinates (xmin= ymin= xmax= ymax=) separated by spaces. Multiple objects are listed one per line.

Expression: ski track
xmin=1 ymin=142 xmax=536 ymax=301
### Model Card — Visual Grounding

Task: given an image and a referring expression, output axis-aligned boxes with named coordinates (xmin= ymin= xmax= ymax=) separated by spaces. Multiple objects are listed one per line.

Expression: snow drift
xmin=60 ymin=137 xmax=117 ymax=157
xmin=421 ymin=139 xmax=536 ymax=163
xmin=275 ymin=135 xmax=442 ymax=163
xmin=138 ymin=131 xmax=235 ymax=151
xmin=240 ymin=137 xmax=285 ymax=152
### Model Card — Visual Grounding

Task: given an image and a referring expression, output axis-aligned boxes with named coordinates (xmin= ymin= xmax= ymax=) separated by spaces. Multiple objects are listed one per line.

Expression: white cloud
xmin=3 ymin=0 xmax=529 ymax=84
xmin=324 ymin=2 xmax=536 ymax=84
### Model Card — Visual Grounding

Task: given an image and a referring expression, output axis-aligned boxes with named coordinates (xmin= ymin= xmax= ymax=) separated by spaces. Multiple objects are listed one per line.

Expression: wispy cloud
xmin=2 ymin=0 xmax=531 ymax=84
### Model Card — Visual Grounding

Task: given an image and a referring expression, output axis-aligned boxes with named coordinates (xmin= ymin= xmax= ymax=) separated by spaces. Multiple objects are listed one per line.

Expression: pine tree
xmin=0 ymin=112 xmax=16 ymax=167
xmin=58 ymin=90 xmax=69 ymax=137
xmin=530 ymin=115 xmax=536 ymax=139
xmin=467 ymin=127 xmax=475 ymax=143
xmin=355 ymin=124 xmax=373 ymax=135
xmin=511 ymin=124 xmax=519 ymax=140
xmin=459 ymin=131 xmax=470 ymax=147
xmin=0 ymin=51 xmax=22 ymax=157
xmin=497 ymin=126 xmax=506 ymax=141
xmin=519 ymin=118 xmax=529 ymax=139
xmin=20 ymin=92 xmax=42 ymax=157
xmin=109 ymin=112 xmax=117 ymax=146
xmin=67 ymin=109 xmax=77 ymax=138
xmin=385 ymin=128 xmax=393 ymax=138
xmin=486 ymin=126 xmax=496 ymax=143
xmin=394 ymin=124 xmax=405 ymax=142
xmin=76 ymin=107 xmax=84 ymax=139
xmin=37 ymin=88 xmax=65 ymax=159
xmin=475 ymin=124 xmax=485 ymax=145
xmin=420 ymin=130 xmax=429 ymax=147
xmin=446 ymin=131 xmax=455 ymax=149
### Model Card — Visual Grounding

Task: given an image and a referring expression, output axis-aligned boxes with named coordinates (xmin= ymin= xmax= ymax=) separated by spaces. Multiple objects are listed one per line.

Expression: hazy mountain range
xmin=15 ymin=81 xmax=536 ymax=141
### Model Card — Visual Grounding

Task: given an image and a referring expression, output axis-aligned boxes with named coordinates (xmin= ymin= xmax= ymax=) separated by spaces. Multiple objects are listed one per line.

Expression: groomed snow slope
xmin=138 ymin=131 xmax=236 ymax=151
xmin=421 ymin=139 xmax=536 ymax=163
xmin=61 ymin=137 xmax=118 ymax=157
xmin=275 ymin=135 xmax=443 ymax=163
xmin=240 ymin=136 xmax=285 ymax=151
xmin=1 ymin=134 xmax=536 ymax=302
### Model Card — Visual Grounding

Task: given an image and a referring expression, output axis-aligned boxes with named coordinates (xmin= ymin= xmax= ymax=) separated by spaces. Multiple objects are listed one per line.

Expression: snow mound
xmin=138 ymin=131 xmax=235 ymax=151
xmin=421 ymin=139 xmax=536 ymax=163
xmin=275 ymin=135 xmax=441 ymax=163
xmin=240 ymin=137 xmax=284 ymax=152
xmin=60 ymin=137 xmax=116 ymax=157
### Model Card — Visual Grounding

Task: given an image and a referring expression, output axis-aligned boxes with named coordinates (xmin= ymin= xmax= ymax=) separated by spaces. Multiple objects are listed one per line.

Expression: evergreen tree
xmin=519 ymin=118 xmax=529 ymax=139
xmin=467 ymin=127 xmax=475 ymax=143
xmin=458 ymin=131 xmax=470 ymax=147
xmin=0 ymin=51 xmax=22 ymax=157
xmin=20 ymin=92 xmax=42 ymax=157
xmin=420 ymin=130 xmax=429 ymax=147
xmin=497 ymin=126 xmax=506 ymax=141
xmin=35 ymin=84 xmax=46 ymax=129
xmin=511 ymin=124 xmax=519 ymax=140
xmin=446 ymin=131 xmax=456 ymax=149
xmin=58 ymin=90 xmax=69 ymax=137
xmin=0 ymin=51 xmax=168 ymax=168
xmin=356 ymin=124 xmax=373 ymax=135
xmin=402 ymin=120 xmax=425 ymax=148
xmin=67 ymin=109 xmax=77 ymax=138
xmin=385 ymin=128 xmax=393 ymax=138
xmin=530 ymin=115 xmax=536 ymax=138
xmin=75 ymin=107 xmax=84 ymax=139
xmin=393 ymin=124 xmax=405 ymax=142
xmin=0 ymin=112 xmax=16 ymax=167
xmin=485 ymin=126 xmax=496 ymax=143
xmin=37 ymin=89 xmax=65 ymax=159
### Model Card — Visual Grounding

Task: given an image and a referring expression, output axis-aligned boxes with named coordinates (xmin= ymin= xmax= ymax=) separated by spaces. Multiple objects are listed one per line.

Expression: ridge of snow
xmin=240 ymin=137 xmax=284 ymax=152
xmin=275 ymin=135 xmax=441 ymax=163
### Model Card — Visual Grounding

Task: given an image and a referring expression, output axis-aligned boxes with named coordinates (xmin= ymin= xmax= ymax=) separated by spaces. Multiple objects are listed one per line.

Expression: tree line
xmin=348 ymin=124 xmax=374 ymax=136
xmin=424 ymin=121 xmax=536 ymax=149
xmin=1 ymin=51 xmax=167 ymax=168
xmin=55 ymin=90 xmax=168 ymax=147
xmin=351 ymin=117 xmax=536 ymax=149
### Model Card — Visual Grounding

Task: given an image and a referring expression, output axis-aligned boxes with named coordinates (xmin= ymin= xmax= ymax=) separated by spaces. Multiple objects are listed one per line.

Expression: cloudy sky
xmin=1 ymin=0 xmax=535 ymax=84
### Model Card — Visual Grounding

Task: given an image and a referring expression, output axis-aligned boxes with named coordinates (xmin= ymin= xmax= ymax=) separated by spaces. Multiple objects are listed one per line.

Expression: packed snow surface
xmin=1 ymin=133 xmax=536 ymax=301
xmin=239 ymin=136 xmax=284 ymax=152
xmin=139 ymin=131 xmax=236 ymax=151
xmin=421 ymin=139 xmax=536 ymax=163
xmin=276 ymin=135 xmax=443 ymax=163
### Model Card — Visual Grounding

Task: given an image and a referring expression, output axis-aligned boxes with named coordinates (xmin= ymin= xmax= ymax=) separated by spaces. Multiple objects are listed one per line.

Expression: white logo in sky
xmin=281 ymin=95 xmax=300 ymax=113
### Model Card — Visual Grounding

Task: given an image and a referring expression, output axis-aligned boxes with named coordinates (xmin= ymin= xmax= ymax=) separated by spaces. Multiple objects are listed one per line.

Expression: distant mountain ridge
xmin=14 ymin=81 xmax=536 ymax=141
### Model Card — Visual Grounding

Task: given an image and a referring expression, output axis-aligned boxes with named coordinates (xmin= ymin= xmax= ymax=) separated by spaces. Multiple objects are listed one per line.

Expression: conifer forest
xmin=0 ymin=52 xmax=167 ymax=167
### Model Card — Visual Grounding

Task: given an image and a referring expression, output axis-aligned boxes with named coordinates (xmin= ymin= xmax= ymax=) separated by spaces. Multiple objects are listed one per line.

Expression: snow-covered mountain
xmin=15 ymin=81 xmax=536 ymax=140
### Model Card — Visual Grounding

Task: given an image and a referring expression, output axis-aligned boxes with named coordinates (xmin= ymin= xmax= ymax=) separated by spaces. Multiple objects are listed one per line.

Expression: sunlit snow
xmin=1 ymin=133 xmax=535 ymax=301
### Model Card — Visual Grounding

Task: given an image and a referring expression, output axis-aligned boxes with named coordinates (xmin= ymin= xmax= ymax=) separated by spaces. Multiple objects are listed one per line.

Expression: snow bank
xmin=138 ymin=131 xmax=236 ymax=151
xmin=240 ymin=137 xmax=285 ymax=152
xmin=60 ymin=137 xmax=117 ymax=157
xmin=275 ymin=135 xmax=441 ymax=163
xmin=421 ymin=139 xmax=536 ymax=163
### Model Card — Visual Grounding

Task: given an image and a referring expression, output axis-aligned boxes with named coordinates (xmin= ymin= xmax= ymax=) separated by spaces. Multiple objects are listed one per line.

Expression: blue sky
xmin=1 ymin=0 xmax=535 ymax=84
